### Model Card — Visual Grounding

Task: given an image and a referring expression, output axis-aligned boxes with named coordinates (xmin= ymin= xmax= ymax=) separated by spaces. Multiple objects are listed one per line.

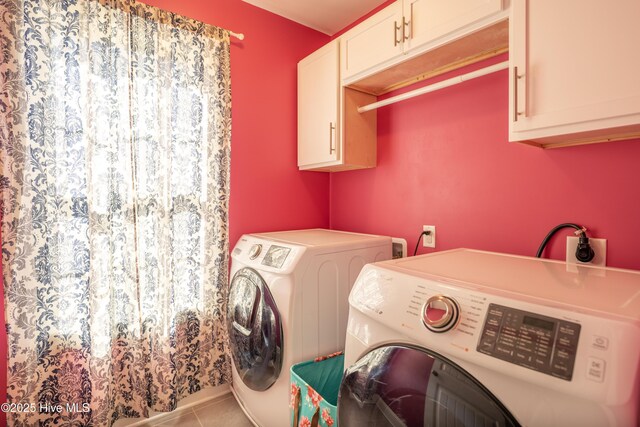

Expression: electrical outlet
xmin=566 ymin=236 xmax=607 ymax=266
xmin=423 ymin=225 xmax=436 ymax=248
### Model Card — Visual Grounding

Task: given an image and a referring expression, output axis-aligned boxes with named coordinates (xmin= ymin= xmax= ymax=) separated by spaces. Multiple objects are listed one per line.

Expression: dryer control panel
xmin=261 ymin=245 xmax=291 ymax=268
xmin=477 ymin=303 xmax=581 ymax=381
xmin=231 ymin=236 xmax=303 ymax=274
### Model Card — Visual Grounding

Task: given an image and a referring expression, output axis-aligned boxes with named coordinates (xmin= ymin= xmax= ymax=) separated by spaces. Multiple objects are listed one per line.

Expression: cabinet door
xmin=298 ymin=41 xmax=340 ymax=168
xmin=405 ymin=0 xmax=503 ymax=51
xmin=341 ymin=1 xmax=404 ymax=81
xmin=510 ymin=0 xmax=640 ymax=143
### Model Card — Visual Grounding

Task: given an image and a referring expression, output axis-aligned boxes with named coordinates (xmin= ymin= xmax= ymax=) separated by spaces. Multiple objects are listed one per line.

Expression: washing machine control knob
xmin=249 ymin=244 xmax=262 ymax=260
xmin=422 ymin=295 xmax=460 ymax=333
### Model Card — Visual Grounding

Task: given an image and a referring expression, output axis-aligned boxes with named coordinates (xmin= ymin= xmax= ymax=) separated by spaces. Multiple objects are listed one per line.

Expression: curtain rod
xmin=357 ymin=60 xmax=508 ymax=113
xmin=229 ymin=30 xmax=245 ymax=40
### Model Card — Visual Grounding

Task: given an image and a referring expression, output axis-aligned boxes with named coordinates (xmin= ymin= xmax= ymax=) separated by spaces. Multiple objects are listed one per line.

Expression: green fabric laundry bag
xmin=290 ymin=351 xmax=344 ymax=427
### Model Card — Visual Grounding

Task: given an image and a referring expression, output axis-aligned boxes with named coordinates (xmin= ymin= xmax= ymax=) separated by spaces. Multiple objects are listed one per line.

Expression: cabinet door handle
xmin=394 ymin=21 xmax=402 ymax=46
xmin=513 ymin=66 xmax=524 ymax=121
xmin=329 ymin=122 xmax=336 ymax=154
xmin=403 ymin=16 xmax=410 ymax=41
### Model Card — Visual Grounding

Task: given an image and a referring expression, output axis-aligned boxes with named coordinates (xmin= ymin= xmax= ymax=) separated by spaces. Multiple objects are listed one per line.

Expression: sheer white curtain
xmin=0 ymin=0 xmax=231 ymax=425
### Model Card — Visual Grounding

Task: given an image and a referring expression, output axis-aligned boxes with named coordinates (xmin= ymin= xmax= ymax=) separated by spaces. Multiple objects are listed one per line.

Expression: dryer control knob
xmin=422 ymin=296 xmax=460 ymax=333
xmin=249 ymin=244 xmax=262 ymax=260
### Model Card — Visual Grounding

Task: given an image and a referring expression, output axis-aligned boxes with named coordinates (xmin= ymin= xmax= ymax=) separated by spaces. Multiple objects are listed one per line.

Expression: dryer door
xmin=339 ymin=344 xmax=521 ymax=427
xmin=227 ymin=267 xmax=283 ymax=391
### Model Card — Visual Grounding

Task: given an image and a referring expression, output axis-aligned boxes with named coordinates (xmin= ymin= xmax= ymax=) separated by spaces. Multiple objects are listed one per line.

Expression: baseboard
xmin=114 ymin=384 xmax=232 ymax=427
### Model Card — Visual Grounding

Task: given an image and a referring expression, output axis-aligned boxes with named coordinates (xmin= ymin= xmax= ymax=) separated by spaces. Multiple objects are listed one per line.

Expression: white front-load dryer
xmin=339 ymin=249 xmax=640 ymax=427
xmin=227 ymin=229 xmax=392 ymax=427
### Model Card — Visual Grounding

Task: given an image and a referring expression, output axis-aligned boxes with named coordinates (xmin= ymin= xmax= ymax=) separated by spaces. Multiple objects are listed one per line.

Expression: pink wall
xmin=0 ymin=1 xmax=329 ymax=423
xmin=330 ymin=53 xmax=640 ymax=270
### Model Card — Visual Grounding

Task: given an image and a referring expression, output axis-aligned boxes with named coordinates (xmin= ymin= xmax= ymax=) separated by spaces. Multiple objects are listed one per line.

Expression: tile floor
xmin=141 ymin=395 xmax=254 ymax=427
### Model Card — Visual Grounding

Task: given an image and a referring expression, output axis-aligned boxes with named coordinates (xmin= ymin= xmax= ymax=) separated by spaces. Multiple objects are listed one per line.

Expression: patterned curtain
xmin=0 ymin=0 xmax=232 ymax=425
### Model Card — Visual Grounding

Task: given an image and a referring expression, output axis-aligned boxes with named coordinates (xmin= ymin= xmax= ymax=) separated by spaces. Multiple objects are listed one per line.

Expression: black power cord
xmin=535 ymin=223 xmax=595 ymax=262
xmin=413 ymin=230 xmax=432 ymax=256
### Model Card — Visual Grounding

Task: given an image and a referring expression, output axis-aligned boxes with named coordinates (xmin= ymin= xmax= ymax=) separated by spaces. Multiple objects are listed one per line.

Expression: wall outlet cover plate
xmin=422 ymin=225 xmax=436 ymax=248
xmin=566 ymin=236 xmax=606 ymax=267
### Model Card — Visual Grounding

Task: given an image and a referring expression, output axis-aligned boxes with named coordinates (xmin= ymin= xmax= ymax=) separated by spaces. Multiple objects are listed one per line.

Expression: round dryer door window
xmin=339 ymin=344 xmax=521 ymax=427
xmin=227 ymin=267 xmax=283 ymax=391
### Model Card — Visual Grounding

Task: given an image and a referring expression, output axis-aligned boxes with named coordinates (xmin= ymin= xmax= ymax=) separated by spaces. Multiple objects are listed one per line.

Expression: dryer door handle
xmin=232 ymin=320 xmax=252 ymax=337
xmin=231 ymin=279 xmax=262 ymax=334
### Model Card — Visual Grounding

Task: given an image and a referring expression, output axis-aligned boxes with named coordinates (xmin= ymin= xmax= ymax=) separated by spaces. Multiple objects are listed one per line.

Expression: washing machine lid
xmin=339 ymin=344 xmax=521 ymax=427
xmin=227 ymin=267 xmax=283 ymax=391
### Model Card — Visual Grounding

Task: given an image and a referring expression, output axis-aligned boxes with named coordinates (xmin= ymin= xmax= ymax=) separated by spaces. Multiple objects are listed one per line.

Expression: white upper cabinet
xmin=298 ymin=40 xmax=377 ymax=172
xmin=509 ymin=0 xmax=640 ymax=147
xmin=341 ymin=0 xmax=505 ymax=83
xmin=405 ymin=0 xmax=502 ymax=52
xmin=298 ymin=40 xmax=340 ymax=168
xmin=340 ymin=2 xmax=404 ymax=81
xmin=298 ymin=1 xmax=510 ymax=172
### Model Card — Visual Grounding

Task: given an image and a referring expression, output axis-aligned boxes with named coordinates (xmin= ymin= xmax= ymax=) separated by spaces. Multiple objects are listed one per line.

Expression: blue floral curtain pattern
xmin=0 ymin=0 xmax=232 ymax=425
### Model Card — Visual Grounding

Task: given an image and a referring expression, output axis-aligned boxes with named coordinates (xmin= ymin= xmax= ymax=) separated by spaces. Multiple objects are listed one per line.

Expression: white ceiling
xmin=242 ymin=0 xmax=388 ymax=35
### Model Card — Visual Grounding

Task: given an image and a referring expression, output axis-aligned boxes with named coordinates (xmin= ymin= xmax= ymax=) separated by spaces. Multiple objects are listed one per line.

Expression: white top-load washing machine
xmin=339 ymin=249 xmax=640 ymax=427
xmin=227 ymin=229 xmax=392 ymax=427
